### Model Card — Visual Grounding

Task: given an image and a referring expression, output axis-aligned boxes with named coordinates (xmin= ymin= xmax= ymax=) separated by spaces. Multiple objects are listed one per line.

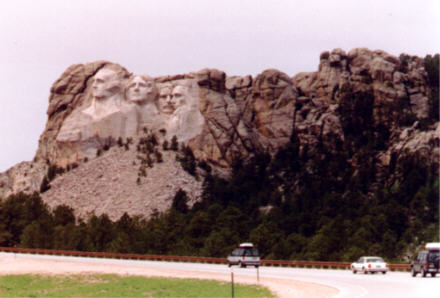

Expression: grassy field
xmin=0 ymin=274 xmax=275 ymax=297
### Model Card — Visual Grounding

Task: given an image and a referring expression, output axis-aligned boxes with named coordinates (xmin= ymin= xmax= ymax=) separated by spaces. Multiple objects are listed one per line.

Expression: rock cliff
xmin=0 ymin=48 xmax=438 ymax=220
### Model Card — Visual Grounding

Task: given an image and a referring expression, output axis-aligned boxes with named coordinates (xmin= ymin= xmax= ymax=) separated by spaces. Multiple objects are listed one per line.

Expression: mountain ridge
xmin=0 ymin=48 xmax=438 ymax=221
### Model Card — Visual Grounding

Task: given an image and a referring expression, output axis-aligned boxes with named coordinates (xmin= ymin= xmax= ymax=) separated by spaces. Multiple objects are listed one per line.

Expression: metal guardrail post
xmin=257 ymin=266 xmax=259 ymax=283
xmin=231 ymin=269 xmax=234 ymax=298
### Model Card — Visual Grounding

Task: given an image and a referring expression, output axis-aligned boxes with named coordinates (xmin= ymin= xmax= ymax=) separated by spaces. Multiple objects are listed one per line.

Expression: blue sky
xmin=1 ymin=0 xmax=439 ymax=171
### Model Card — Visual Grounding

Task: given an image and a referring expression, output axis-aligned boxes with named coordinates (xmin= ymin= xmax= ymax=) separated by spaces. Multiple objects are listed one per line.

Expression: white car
xmin=227 ymin=243 xmax=260 ymax=268
xmin=351 ymin=256 xmax=388 ymax=274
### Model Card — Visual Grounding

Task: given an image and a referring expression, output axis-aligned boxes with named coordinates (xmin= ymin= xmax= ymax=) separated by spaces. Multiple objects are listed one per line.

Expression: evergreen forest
xmin=0 ymin=134 xmax=438 ymax=262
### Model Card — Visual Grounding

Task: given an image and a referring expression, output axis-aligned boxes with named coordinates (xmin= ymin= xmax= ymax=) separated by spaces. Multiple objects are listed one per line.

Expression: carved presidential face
xmin=92 ymin=69 xmax=121 ymax=100
xmin=126 ymin=75 xmax=157 ymax=104
xmin=158 ymin=86 xmax=175 ymax=115
xmin=171 ymin=85 xmax=188 ymax=110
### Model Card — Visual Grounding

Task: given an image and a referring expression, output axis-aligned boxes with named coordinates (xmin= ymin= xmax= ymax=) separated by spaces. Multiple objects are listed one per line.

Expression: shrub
xmin=154 ymin=150 xmax=163 ymax=163
xmin=177 ymin=145 xmax=196 ymax=177
xmin=117 ymin=137 xmax=123 ymax=147
xmin=170 ymin=136 xmax=179 ymax=151
xmin=171 ymin=189 xmax=189 ymax=213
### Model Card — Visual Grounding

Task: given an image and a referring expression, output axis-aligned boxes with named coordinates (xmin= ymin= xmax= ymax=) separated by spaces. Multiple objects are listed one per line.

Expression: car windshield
xmin=244 ymin=248 xmax=259 ymax=256
xmin=367 ymin=257 xmax=384 ymax=263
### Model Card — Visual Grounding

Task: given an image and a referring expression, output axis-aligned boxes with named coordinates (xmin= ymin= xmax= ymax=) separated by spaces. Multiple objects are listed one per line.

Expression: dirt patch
xmin=0 ymin=255 xmax=338 ymax=298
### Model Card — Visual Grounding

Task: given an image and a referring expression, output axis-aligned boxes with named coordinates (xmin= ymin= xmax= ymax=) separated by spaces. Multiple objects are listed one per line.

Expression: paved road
xmin=257 ymin=266 xmax=439 ymax=298
xmin=2 ymin=252 xmax=438 ymax=297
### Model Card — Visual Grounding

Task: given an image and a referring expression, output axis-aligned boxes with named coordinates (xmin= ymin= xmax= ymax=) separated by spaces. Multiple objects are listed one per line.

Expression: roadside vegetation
xmin=0 ymin=274 xmax=274 ymax=297
xmin=0 ymin=130 xmax=437 ymax=263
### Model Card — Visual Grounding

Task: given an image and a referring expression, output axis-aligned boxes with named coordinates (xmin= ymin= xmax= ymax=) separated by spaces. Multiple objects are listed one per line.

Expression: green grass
xmin=0 ymin=274 xmax=275 ymax=297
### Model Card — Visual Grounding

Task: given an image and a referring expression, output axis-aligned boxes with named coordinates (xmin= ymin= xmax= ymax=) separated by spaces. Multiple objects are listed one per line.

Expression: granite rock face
xmin=0 ymin=48 xmax=438 ymax=219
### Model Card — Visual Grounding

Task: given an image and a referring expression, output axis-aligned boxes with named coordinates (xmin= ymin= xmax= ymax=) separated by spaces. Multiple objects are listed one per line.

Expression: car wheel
xmin=255 ymin=265 xmax=259 ymax=268
xmin=382 ymin=271 xmax=386 ymax=274
xmin=362 ymin=268 xmax=367 ymax=274
xmin=352 ymin=269 xmax=357 ymax=274
xmin=411 ymin=267 xmax=417 ymax=277
xmin=422 ymin=268 xmax=427 ymax=277
xmin=431 ymin=273 xmax=436 ymax=277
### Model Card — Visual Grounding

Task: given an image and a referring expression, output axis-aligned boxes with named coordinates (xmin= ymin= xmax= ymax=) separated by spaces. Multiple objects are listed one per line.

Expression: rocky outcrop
xmin=1 ymin=48 xmax=437 ymax=219
xmin=249 ymin=69 xmax=299 ymax=151
xmin=387 ymin=122 xmax=440 ymax=176
xmin=0 ymin=160 xmax=46 ymax=197
xmin=295 ymin=48 xmax=430 ymax=122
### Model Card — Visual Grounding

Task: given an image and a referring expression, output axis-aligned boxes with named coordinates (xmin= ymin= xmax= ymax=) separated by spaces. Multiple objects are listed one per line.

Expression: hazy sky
xmin=1 ymin=0 xmax=439 ymax=172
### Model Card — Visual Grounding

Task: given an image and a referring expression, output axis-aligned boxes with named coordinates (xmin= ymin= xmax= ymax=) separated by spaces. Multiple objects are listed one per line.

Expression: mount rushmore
xmin=0 ymin=48 xmax=438 ymax=219
xmin=55 ymin=66 xmax=204 ymax=166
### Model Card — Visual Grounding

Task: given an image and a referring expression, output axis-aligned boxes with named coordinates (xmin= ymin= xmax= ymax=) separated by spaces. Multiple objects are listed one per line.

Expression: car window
xmin=357 ymin=258 xmax=363 ymax=263
xmin=367 ymin=257 xmax=384 ymax=263
xmin=243 ymin=248 xmax=259 ymax=256
xmin=428 ymin=251 xmax=439 ymax=262
xmin=232 ymin=248 xmax=244 ymax=256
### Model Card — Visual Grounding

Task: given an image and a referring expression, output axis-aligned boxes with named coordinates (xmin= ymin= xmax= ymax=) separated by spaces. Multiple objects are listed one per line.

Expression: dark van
xmin=411 ymin=242 xmax=440 ymax=277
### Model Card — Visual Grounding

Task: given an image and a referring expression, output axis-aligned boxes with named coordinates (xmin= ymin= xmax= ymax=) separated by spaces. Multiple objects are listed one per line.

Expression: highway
xmin=1 ymin=252 xmax=438 ymax=297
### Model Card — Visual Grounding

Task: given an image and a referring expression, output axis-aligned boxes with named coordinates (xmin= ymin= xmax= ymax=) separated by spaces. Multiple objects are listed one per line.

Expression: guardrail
xmin=0 ymin=246 xmax=410 ymax=271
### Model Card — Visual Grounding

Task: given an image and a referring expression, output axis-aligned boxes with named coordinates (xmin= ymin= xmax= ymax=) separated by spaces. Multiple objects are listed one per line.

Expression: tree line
xmin=0 ymin=134 xmax=437 ymax=262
